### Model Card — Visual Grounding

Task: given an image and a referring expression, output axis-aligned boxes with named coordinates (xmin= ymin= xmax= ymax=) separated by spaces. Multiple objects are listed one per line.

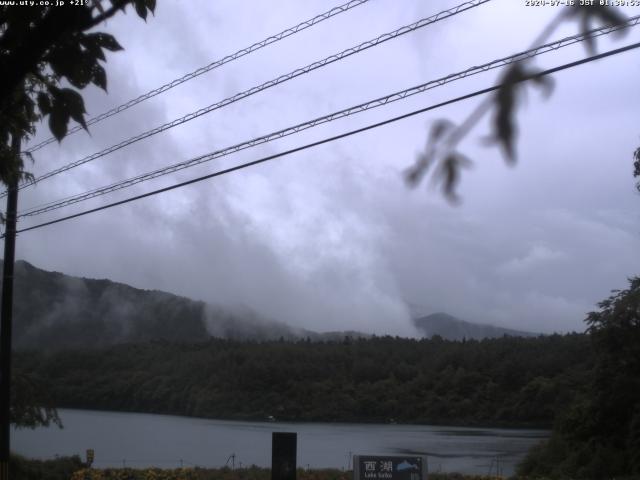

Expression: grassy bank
xmin=10 ymin=454 xmax=84 ymax=480
xmin=67 ymin=468 xmax=640 ymax=480
xmin=9 ymin=458 xmax=530 ymax=480
xmin=69 ymin=468 xmax=511 ymax=480
xmin=17 ymin=456 xmax=634 ymax=480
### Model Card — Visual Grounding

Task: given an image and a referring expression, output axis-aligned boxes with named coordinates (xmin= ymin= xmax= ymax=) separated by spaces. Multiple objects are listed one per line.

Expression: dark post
xmin=0 ymin=135 xmax=20 ymax=480
xmin=272 ymin=432 xmax=297 ymax=480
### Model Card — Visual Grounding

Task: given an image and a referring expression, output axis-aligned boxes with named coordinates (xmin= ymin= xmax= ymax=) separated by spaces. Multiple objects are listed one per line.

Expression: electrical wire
xmin=9 ymin=0 xmax=490 ymax=196
xmin=10 ymin=40 xmax=640 ymax=237
xmin=18 ymin=15 xmax=640 ymax=218
xmin=23 ymin=0 xmax=373 ymax=154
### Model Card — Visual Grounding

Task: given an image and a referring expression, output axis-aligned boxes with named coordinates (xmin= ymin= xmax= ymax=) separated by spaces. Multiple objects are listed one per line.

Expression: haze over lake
xmin=13 ymin=409 xmax=548 ymax=476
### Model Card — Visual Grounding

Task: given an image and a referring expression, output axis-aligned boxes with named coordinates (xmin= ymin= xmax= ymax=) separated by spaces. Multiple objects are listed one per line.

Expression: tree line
xmin=15 ymin=333 xmax=592 ymax=427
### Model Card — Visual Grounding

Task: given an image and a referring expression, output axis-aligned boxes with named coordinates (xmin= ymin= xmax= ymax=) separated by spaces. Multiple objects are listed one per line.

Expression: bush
xmin=10 ymin=453 xmax=84 ymax=480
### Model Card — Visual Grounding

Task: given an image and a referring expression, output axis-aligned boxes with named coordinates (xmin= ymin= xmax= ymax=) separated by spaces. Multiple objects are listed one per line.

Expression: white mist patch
xmin=38 ymin=275 xmax=90 ymax=330
xmin=96 ymin=285 xmax=139 ymax=339
xmin=497 ymin=244 xmax=568 ymax=276
xmin=201 ymin=302 xmax=309 ymax=340
xmin=216 ymin=152 xmax=419 ymax=337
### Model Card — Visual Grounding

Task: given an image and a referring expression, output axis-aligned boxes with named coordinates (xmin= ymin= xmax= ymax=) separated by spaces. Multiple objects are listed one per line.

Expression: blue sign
xmin=354 ymin=455 xmax=427 ymax=480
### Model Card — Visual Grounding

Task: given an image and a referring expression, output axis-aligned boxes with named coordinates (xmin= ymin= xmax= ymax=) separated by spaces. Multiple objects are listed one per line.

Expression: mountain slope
xmin=413 ymin=312 xmax=536 ymax=340
xmin=7 ymin=260 xmax=313 ymax=350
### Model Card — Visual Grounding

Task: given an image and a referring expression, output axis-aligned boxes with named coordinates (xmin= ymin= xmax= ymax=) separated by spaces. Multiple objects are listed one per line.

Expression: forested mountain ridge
xmin=8 ymin=260 xmax=536 ymax=350
xmin=518 ymin=277 xmax=640 ymax=478
xmin=7 ymin=260 xmax=335 ymax=349
xmin=414 ymin=312 xmax=537 ymax=340
xmin=15 ymin=333 xmax=592 ymax=427
xmin=11 ymin=260 xmax=208 ymax=349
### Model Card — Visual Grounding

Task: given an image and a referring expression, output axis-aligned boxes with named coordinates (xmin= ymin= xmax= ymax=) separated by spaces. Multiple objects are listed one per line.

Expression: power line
xmin=10 ymin=40 xmax=640 ymax=237
xmin=18 ymin=16 xmax=640 ymax=218
xmin=10 ymin=0 xmax=490 ymax=195
xmin=19 ymin=15 xmax=637 ymax=216
xmin=23 ymin=0 xmax=372 ymax=154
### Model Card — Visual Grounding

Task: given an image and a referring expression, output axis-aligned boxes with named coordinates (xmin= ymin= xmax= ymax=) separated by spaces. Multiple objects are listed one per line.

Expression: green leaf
xmin=49 ymin=108 xmax=69 ymax=142
xmin=48 ymin=87 xmax=87 ymax=136
xmin=0 ymin=143 xmax=23 ymax=186
xmin=494 ymin=69 xmax=518 ymax=162
xmin=47 ymin=44 xmax=82 ymax=79
xmin=66 ymin=52 xmax=96 ymax=89
xmin=46 ymin=43 xmax=101 ymax=90
xmin=91 ymin=64 xmax=107 ymax=91
xmin=490 ymin=64 xmax=553 ymax=163
xmin=60 ymin=88 xmax=87 ymax=131
xmin=93 ymin=0 xmax=105 ymax=15
xmin=22 ymin=151 xmax=35 ymax=165
xmin=439 ymin=152 xmax=472 ymax=204
xmin=134 ymin=0 xmax=148 ymax=20
xmin=91 ymin=32 xmax=123 ymax=52
xmin=80 ymin=33 xmax=106 ymax=61
xmin=569 ymin=5 xmax=627 ymax=55
xmin=132 ymin=0 xmax=156 ymax=19
xmin=530 ymin=72 xmax=554 ymax=99
xmin=406 ymin=119 xmax=456 ymax=187
xmin=582 ymin=15 xmax=595 ymax=55
xmin=36 ymin=92 xmax=51 ymax=115
xmin=590 ymin=4 xmax=626 ymax=28
xmin=429 ymin=119 xmax=454 ymax=144
xmin=405 ymin=156 xmax=429 ymax=187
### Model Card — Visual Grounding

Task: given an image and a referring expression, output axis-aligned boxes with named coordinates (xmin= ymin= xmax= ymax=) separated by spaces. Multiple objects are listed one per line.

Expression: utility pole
xmin=0 ymin=135 xmax=20 ymax=480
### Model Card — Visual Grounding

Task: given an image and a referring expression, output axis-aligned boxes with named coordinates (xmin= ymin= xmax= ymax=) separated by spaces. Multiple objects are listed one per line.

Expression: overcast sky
xmin=13 ymin=0 xmax=640 ymax=335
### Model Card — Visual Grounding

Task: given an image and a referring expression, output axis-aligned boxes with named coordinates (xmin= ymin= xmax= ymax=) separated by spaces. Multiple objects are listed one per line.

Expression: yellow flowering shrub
xmin=70 ymin=467 xmax=200 ymax=480
xmin=70 ymin=467 xmax=513 ymax=480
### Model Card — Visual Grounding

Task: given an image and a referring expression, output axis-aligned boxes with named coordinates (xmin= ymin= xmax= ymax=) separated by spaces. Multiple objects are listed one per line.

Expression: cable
xmin=10 ymin=40 xmax=640 ymax=237
xmin=11 ymin=0 xmax=490 ymax=195
xmin=19 ymin=15 xmax=637 ymax=216
xmin=23 ymin=0 xmax=372 ymax=154
xmin=18 ymin=15 xmax=640 ymax=218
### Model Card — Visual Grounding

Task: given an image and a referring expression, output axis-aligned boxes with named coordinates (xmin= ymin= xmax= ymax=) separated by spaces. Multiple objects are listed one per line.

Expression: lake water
xmin=12 ymin=409 xmax=548 ymax=476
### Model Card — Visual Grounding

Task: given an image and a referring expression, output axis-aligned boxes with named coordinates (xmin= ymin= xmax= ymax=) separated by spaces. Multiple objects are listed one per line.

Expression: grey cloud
xmin=13 ymin=0 xmax=640 ymax=338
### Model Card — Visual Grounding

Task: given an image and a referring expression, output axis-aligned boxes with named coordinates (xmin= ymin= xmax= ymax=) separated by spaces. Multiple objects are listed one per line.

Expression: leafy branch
xmin=0 ymin=0 xmax=156 ymax=185
xmin=406 ymin=5 xmax=628 ymax=202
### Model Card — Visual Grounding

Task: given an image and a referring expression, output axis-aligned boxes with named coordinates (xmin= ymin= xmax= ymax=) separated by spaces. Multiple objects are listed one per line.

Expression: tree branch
xmin=84 ymin=0 xmax=131 ymax=30
xmin=0 ymin=0 xmax=133 ymax=112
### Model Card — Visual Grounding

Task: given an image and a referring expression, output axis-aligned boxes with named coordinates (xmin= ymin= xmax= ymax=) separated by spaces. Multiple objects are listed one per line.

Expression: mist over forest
xmin=9 ymin=260 xmax=540 ymax=351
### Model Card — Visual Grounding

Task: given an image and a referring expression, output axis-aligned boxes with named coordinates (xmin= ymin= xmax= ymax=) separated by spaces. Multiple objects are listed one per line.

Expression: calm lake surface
xmin=13 ymin=409 xmax=548 ymax=476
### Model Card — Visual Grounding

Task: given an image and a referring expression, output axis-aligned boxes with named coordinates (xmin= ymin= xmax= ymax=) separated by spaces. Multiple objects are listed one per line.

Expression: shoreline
xmin=50 ymin=406 xmax=554 ymax=431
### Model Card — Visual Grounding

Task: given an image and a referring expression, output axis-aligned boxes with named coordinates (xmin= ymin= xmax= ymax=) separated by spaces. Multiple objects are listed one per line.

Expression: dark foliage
xmin=0 ymin=0 xmax=156 ymax=185
xmin=9 ymin=453 xmax=84 ymax=480
xmin=16 ymin=333 xmax=592 ymax=427
xmin=566 ymin=4 xmax=627 ymax=56
xmin=10 ymin=260 xmax=210 ymax=350
xmin=490 ymin=64 xmax=553 ymax=163
xmin=518 ymin=277 xmax=640 ymax=478
xmin=10 ymin=368 xmax=60 ymax=429
xmin=406 ymin=5 xmax=628 ymax=201
xmin=8 ymin=260 xmax=372 ymax=350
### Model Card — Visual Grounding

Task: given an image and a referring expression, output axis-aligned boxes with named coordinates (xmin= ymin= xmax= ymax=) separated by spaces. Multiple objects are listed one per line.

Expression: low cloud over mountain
xmin=413 ymin=312 xmax=537 ymax=341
